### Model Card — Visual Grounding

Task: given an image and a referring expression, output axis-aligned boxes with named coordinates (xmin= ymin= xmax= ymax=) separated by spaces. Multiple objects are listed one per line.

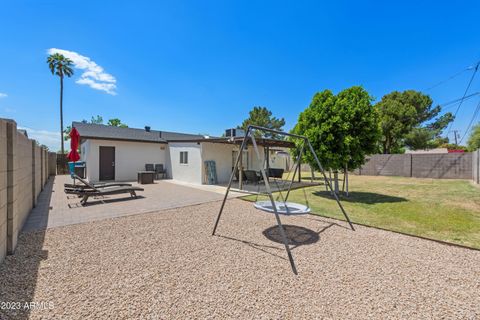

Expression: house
xmin=405 ymin=148 xmax=449 ymax=154
xmin=73 ymin=122 xmax=292 ymax=184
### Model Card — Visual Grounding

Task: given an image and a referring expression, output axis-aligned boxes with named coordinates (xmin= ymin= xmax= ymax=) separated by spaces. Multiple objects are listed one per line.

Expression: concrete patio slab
xmin=23 ymin=175 xmax=237 ymax=231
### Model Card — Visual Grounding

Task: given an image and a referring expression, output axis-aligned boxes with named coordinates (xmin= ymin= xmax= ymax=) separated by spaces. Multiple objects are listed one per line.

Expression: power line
xmin=459 ymin=99 xmax=480 ymax=144
xmin=425 ymin=67 xmax=472 ymax=91
xmin=439 ymin=92 xmax=480 ymax=110
xmin=446 ymin=61 xmax=480 ymax=137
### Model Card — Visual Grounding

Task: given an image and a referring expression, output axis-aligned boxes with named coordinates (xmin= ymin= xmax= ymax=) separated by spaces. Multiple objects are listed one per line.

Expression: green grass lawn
xmin=244 ymin=173 xmax=480 ymax=249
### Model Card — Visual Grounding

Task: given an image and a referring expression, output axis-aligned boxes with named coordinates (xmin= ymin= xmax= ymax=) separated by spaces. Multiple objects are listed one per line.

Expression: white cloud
xmin=18 ymin=126 xmax=65 ymax=151
xmin=3 ymin=107 xmax=16 ymax=113
xmin=47 ymin=48 xmax=117 ymax=95
xmin=0 ymin=93 xmax=7 ymax=98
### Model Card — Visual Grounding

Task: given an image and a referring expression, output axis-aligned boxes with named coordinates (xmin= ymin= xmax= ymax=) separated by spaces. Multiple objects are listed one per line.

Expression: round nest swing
xmin=254 ymin=200 xmax=311 ymax=215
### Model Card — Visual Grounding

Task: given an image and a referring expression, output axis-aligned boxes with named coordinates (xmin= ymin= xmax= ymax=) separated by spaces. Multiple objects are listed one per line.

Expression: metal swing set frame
xmin=212 ymin=125 xmax=355 ymax=275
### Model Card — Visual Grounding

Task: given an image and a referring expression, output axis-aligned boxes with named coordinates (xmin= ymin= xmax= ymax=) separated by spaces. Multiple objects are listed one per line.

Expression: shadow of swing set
xmin=212 ymin=125 xmax=355 ymax=275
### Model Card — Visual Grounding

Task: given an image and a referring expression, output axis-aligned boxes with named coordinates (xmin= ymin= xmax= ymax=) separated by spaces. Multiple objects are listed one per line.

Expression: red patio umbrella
xmin=67 ymin=127 xmax=80 ymax=162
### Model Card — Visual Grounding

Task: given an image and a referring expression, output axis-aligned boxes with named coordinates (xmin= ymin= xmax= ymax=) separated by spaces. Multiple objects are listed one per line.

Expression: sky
xmin=0 ymin=0 xmax=480 ymax=151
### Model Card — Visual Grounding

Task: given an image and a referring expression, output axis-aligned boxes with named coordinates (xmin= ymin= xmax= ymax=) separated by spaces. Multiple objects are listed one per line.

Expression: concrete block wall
xmin=6 ymin=120 xmax=19 ymax=255
xmin=357 ymin=153 xmax=473 ymax=179
xmin=473 ymin=150 xmax=479 ymax=184
xmin=359 ymin=154 xmax=412 ymax=177
xmin=0 ymin=121 xmax=7 ymax=263
xmin=14 ymin=133 xmax=33 ymax=250
xmin=48 ymin=152 xmax=57 ymax=176
xmin=0 ymin=118 xmax=51 ymax=263
xmin=411 ymin=153 xmax=472 ymax=179
xmin=34 ymin=146 xmax=41 ymax=199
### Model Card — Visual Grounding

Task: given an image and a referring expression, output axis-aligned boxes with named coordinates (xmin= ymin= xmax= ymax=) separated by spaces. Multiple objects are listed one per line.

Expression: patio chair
xmin=233 ymin=167 xmax=246 ymax=182
xmin=268 ymin=168 xmax=284 ymax=179
xmin=64 ymin=173 xmax=132 ymax=193
xmin=154 ymin=164 xmax=167 ymax=179
xmin=244 ymin=170 xmax=262 ymax=184
xmin=145 ymin=163 xmax=155 ymax=172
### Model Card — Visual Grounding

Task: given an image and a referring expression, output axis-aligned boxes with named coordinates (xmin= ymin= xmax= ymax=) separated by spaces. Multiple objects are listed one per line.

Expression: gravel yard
xmin=1 ymin=199 xmax=479 ymax=319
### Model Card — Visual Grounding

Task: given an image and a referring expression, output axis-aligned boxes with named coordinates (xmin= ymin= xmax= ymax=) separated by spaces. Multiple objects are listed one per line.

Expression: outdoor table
xmin=137 ymin=171 xmax=155 ymax=184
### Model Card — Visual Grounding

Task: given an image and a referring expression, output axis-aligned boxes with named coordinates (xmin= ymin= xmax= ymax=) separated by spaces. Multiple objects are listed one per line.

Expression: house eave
xmin=177 ymin=138 xmax=295 ymax=148
xmin=80 ymin=136 xmax=168 ymax=144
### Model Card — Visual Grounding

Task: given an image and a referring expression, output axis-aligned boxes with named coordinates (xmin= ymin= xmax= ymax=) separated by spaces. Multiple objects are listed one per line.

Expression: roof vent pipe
xmin=145 ymin=126 xmax=151 ymax=132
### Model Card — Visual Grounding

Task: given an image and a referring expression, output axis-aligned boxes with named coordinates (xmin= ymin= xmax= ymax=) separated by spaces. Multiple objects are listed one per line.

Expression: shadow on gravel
xmin=313 ymin=190 xmax=407 ymax=204
xmin=263 ymin=224 xmax=331 ymax=250
xmin=0 ymin=177 xmax=53 ymax=319
xmin=215 ymin=234 xmax=287 ymax=260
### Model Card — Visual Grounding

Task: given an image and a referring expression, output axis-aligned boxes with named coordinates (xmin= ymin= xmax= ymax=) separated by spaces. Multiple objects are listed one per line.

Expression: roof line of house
xmin=80 ymin=136 xmax=168 ymax=144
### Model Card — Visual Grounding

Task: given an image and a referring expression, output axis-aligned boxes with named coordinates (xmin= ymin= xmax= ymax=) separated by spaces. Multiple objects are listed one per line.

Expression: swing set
xmin=212 ymin=125 xmax=355 ymax=275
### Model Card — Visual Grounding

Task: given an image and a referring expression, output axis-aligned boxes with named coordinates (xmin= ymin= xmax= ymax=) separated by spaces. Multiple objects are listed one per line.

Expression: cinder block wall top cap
xmin=0 ymin=118 xmax=16 ymax=124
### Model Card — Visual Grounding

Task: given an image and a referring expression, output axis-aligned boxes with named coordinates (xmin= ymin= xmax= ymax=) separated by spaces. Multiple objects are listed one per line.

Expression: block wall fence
xmin=300 ymin=152 xmax=478 ymax=182
xmin=473 ymin=150 xmax=480 ymax=184
xmin=356 ymin=153 xmax=473 ymax=179
xmin=0 ymin=118 xmax=55 ymax=263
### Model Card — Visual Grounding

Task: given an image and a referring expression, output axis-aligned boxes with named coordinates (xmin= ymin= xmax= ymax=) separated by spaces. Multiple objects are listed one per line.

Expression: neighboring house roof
xmin=405 ymin=148 xmax=449 ymax=154
xmin=72 ymin=121 xmax=208 ymax=144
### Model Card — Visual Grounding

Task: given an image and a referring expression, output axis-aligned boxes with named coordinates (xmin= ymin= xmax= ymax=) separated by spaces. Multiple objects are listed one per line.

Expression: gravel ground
xmin=1 ymin=199 xmax=479 ymax=319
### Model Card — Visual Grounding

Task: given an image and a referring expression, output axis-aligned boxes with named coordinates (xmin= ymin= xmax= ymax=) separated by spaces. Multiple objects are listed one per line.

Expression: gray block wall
xmin=473 ymin=150 xmax=479 ymax=184
xmin=0 ymin=118 xmax=51 ymax=264
xmin=411 ymin=153 xmax=472 ymax=179
xmin=0 ymin=121 xmax=7 ymax=262
xmin=357 ymin=153 xmax=473 ymax=179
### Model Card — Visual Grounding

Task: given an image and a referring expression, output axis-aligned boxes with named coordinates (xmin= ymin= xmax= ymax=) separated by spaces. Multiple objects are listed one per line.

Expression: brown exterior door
xmin=99 ymin=146 xmax=115 ymax=181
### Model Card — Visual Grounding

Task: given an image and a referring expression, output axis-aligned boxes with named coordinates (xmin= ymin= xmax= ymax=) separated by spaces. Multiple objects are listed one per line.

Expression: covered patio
xmin=221 ymin=179 xmax=323 ymax=194
xmin=206 ymin=135 xmax=323 ymax=192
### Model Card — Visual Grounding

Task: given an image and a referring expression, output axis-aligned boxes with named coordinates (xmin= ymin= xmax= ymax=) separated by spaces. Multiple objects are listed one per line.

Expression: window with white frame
xmin=180 ymin=151 xmax=188 ymax=164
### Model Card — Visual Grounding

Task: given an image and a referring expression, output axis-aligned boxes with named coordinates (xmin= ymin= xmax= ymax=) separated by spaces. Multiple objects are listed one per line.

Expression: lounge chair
xmin=66 ymin=176 xmax=144 ymax=205
xmin=64 ymin=174 xmax=132 ymax=192
xmin=74 ymin=185 xmax=144 ymax=205
xmin=154 ymin=164 xmax=167 ymax=179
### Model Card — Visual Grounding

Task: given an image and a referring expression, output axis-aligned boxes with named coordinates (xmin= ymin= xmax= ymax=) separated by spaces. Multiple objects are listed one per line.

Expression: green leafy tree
xmin=107 ymin=118 xmax=128 ymax=127
xmin=467 ymin=123 xmax=480 ymax=151
xmin=90 ymin=115 xmax=103 ymax=124
xmin=239 ymin=106 xmax=285 ymax=138
xmin=376 ymin=90 xmax=453 ymax=153
xmin=292 ymin=86 xmax=380 ymax=193
xmin=47 ymin=53 xmax=74 ymax=155
xmin=404 ymin=128 xmax=434 ymax=150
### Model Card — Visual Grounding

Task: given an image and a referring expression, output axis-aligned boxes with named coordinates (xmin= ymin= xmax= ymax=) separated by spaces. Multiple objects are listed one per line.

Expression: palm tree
xmin=47 ymin=53 xmax=74 ymax=156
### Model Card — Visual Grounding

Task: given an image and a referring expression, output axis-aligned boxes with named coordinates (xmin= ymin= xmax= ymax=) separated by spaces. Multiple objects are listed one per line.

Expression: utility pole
xmin=453 ymin=130 xmax=460 ymax=145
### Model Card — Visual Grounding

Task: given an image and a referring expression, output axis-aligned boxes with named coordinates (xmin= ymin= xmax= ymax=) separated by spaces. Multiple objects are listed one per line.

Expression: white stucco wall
xmin=80 ymin=138 xmax=291 ymax=184
xmin=268 ymin=149 xmax=289 ymax=171
xmin=169 ymin=142 xmax=203 ymax=184
xmin=201 ymin=143 xmax=236 ymax=184
xmin=82 ymin=139 xmax=168 ymax=182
